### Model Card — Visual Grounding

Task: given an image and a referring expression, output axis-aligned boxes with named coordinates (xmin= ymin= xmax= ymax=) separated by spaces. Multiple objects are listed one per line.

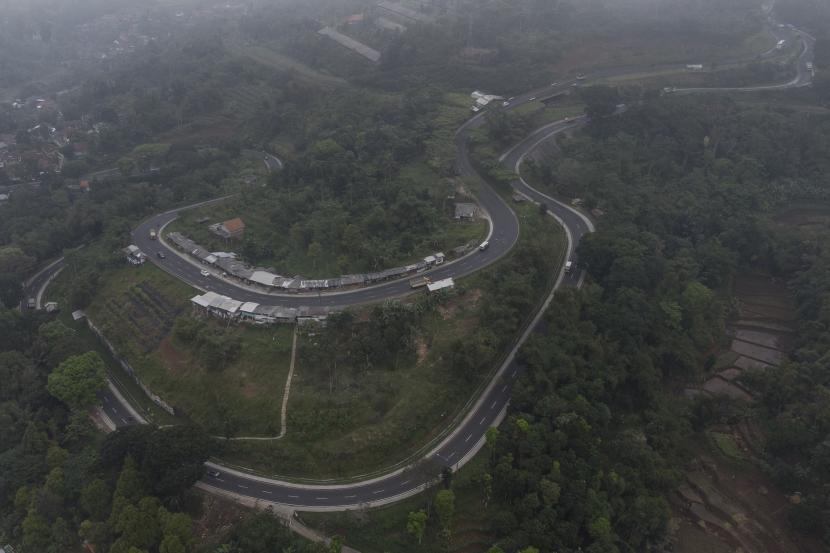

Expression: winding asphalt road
xmin=131 ymin=135 xmax=522 ymax=309
xmin=23 ymin=4 xmax=814 ymax=512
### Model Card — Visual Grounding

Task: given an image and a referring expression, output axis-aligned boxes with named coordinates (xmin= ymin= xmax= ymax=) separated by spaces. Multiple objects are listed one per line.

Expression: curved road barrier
xmin=24 ymin=6 xmax=814 ymax=512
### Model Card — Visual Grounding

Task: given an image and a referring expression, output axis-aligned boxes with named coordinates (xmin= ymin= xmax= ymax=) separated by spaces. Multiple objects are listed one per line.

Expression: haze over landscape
xmin=3 ymin=1 xmax=830 ymax=552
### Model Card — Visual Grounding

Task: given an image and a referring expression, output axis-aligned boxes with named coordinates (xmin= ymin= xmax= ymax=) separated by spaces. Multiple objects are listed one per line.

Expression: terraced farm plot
xmin=85 ymin=263 xmax=294 ymax=436
xmin=87 ymin=264 xmax=192 ymax=357
xmin=697 ymin=274 xmax=795 ymax=403
xmin=673 ymin=273 xmax=816 ymax=553
xmin=224 ymin=84 xmax=275 ymax=122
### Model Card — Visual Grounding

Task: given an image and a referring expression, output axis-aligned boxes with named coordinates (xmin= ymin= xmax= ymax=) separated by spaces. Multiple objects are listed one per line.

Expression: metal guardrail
xmin=209 ymin=164 xmax=567 ymax=485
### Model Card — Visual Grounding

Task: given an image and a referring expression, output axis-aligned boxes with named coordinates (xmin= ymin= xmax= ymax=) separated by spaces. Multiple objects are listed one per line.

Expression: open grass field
xmin=514 ymin=99 xmax=586 ymax=127
xmin=551 ymin=28 xmax=777 ymax=75
xmin=227 ymin=42 xmax=348 ymax=88
xmin=300 ymin=451 xmax=496 ymax=553
xmin=80 ymin=263 xmax=294 ymax=436
xmin=215 ymin=201 xmax=566 ymax=478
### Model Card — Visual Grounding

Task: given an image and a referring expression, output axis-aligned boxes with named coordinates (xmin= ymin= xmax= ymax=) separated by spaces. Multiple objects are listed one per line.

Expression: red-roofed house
xmin=209 ymin=217 xmax=245 ymax=240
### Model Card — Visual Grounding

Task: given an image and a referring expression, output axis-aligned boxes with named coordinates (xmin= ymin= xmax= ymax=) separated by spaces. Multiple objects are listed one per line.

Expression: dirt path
xmin=278 ymin=325 xmax=299 ymax=439
xmin=213 ymin=324 xmax=298 ymax=441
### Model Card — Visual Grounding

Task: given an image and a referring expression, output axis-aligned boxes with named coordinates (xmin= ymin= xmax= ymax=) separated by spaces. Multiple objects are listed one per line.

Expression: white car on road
xmin=200 ymin=269 xmax=210 ymax=277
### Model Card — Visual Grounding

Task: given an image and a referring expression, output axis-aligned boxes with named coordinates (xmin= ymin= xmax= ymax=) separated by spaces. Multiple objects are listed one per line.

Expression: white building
xmin=427 ymin=277 xmax=454 ymax=293
xmin=123 ymin=245 xmax=147 ymax=265
xmin=190 ymin=291 xmax=243 ymax=319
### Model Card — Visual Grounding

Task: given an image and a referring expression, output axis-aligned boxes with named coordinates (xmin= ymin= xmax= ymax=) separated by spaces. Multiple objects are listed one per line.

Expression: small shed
xmin=454 ymin=203 xmax=478 ymax=220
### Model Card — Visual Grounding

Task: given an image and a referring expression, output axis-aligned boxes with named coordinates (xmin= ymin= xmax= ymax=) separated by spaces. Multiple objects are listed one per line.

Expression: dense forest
xmin=0 ymin=307 xmax=322 ymax=551
xmin=481 ymin=95 xmax=830 ymax=551
xmin=6 ymin=0 xmax=830 ymax=551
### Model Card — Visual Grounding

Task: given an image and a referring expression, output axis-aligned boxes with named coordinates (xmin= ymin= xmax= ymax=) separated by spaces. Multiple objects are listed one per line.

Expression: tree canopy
xmin=47 ymin=351 xmax=107 ymax=411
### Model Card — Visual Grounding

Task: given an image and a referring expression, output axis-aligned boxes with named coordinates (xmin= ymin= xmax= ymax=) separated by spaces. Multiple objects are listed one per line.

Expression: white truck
xmin=410 ymin=276 xmax=431 ymax=289
xmin=149 ymin=228 xmax=157 ymax=240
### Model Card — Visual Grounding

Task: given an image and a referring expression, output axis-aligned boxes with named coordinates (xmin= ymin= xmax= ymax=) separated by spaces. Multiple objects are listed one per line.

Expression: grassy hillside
xmin=83 ymin=263 xmax=294 ymax=436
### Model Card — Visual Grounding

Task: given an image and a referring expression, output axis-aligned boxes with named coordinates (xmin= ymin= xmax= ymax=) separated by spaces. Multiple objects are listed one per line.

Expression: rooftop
xmin=222 ymin=217 xmax=245 ymax=233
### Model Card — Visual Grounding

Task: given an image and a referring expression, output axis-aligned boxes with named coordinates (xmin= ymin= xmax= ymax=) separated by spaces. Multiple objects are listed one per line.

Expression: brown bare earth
xmin=672 ymin=274 xmax=824 ymax=553
xmin=775 ymin=204 xmax=830 ymax=230
xmin=191 ymin=492 xmax=248 ymax=546
xmin=157 ymin=338 xmax=193 ymax=378
xmin=688 ymin=274 xmax=795 ymax=402
xmin=438 ymin=288 xmax=482 ymax=322
xmin=414 ymin=336 xmax=429 ymax=365
xmin=671 ymin=447 xmax=816 ymax=553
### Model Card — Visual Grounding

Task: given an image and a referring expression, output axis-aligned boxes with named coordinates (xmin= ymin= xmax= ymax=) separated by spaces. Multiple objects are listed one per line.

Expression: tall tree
xmin=46 ymin=351 xmax=107 ymax=411
xmin=406 ymin=509 xmax=427 ymax=545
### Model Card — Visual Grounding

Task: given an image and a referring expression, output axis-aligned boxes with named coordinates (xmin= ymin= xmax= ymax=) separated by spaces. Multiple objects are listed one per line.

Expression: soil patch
xmin=671 ymin=273 xmax=823 ymax=552
xmin=415 ymin=336 xmax=429 ymax=365
xmin=775 ymin=203 xmax=830 ymax=229
xmin=191 ymin=491 xmax=248 ymax=546
xmin=157 ymin=338 xmax=193 ymax=378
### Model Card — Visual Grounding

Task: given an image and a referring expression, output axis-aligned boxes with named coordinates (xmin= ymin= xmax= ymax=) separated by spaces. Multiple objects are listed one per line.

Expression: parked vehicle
xmin=410 ymin=276 xmax=431 ymax=289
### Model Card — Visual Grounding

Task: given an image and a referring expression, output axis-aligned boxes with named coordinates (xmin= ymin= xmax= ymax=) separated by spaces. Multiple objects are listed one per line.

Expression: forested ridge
xmin=5 ymin=0 xmax=830 ymax=550
xmin=484 ymin=96 xmax=830 ymax=552
xmin=0 ymin=310 xmax=323 ymax=551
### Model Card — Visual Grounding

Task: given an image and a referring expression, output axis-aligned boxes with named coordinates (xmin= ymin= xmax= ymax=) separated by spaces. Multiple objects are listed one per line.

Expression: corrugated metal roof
xmin=427 ymin=277 xmax=454 ymax=292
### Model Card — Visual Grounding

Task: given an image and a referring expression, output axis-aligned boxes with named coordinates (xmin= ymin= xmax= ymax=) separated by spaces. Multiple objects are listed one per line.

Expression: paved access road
xmin=23 ymin=3 xmax=814 ymax=511
xmin=193 ymin=107 xmax=594 ymax=510
xmin=20 ymin=258 xmax=145 ymax=429
xmin=131 ymin=165 xmax=520 ymax=310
